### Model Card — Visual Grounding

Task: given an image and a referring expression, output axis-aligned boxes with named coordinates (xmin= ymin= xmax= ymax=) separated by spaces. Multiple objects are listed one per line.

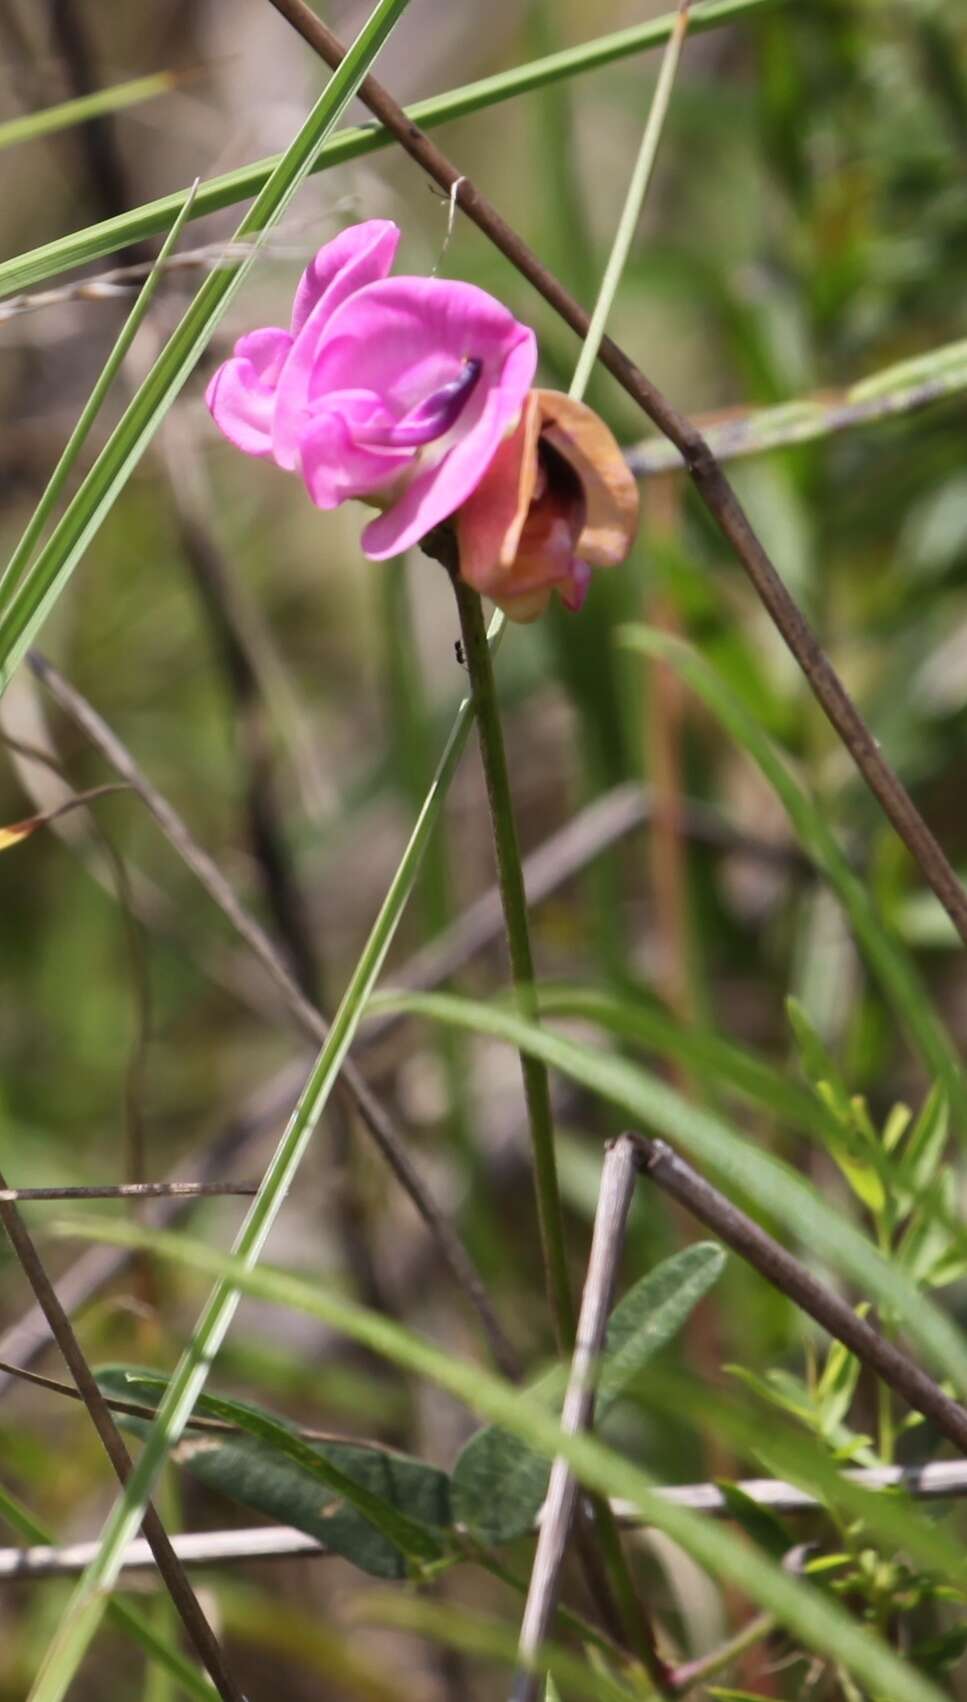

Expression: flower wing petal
xmin=205 ymin=327 xmax=292 ymax=458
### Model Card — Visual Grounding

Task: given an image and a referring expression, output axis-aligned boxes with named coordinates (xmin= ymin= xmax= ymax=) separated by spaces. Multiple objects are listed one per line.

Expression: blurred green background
xmin=2 ymin=1 xmax=967 ymax=1696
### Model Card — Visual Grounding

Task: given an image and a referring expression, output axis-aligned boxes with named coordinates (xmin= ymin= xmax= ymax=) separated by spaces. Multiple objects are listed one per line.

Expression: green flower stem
xmin=451 ymin=572 xmax=575 ymax=1352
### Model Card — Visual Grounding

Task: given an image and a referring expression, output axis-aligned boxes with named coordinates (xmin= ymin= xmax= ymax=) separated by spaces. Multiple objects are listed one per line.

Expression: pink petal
xmin=289 ymin=219 xmax=400 ymax=336
xmin=299 ymin=394 xmax=410 ymax=510
xmin=205 ymin=327 xmax=292 ymax=458
xmin=274 ymin=221 xmax=401 ymax=470
xmin=306 ymin=277 xmax=535 ymax=557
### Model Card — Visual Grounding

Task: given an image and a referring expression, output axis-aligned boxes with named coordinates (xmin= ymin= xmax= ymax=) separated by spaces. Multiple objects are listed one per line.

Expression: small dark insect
xmin=455 ymin=640 xmax=465 ymax=666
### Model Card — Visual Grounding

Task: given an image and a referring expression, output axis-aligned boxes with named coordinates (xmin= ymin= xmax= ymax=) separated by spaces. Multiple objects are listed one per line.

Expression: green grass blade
xmin=14 ymin=13 xmax=417 ymax=1691
xmin=0 ymin=72 xmax=182 ymax=151
xmin=55 ymin=1219 xmax=953 ymax=1702
xmin=630 ymin=334 xmax=967 ymax=474
xmin=368 ymin=987 xmax=967 ymax=1397
xmin=534 ymin=983 xmax=836 ymax=1137
xmin=0 ymin=1484 xmax=214 ymax=1700
xmin=621 ymin=626 xmax=967 ymax=1128
xmin=567 ymin=0 xmax=689 ymax=401
xmin=0 ymin=180 xmax=200 ymax=602
xmin=0 ymin=0 xmax=785 ymax=300
xmin=0 ymin=0 xmax=412 ymax=702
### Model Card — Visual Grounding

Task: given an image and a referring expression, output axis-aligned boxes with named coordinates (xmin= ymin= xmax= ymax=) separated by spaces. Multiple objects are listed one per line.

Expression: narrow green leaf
xmin=98 ymin=1368 xmax=448 ymax=1577
xmin=0 ymin=71 xmax=181 ymax=151
xmin=368 ymin=988 xmax=967 ymax=1397
xmin=621 ymin=628 xmax=967 ymax=1130
xmin=454 ymin=1244 xmax=725 ymax=1541
xmin=58 ymin=1218 xmax=953 ymax=1702
xmin=537 ymin=984 xmax=833 ymax=1138
xmin=0 ymin=178 xmax=200 ymax=602
xmin=899 ymin=1084 xmax=949 ymax=1197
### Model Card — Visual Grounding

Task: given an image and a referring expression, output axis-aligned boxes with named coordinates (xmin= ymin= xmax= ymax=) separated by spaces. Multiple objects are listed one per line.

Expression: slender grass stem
xmin=568 ymin=0 xmax=692 ymax=404
xmin=451 ymin=572 xmax=575 ymax=1351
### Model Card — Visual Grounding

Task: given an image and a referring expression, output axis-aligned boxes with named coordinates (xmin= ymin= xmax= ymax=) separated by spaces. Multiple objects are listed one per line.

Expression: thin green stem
xmin=0 ymin=181 xmax=199 ymax=602
xmin=451 ymin=572 xmax=575 ymax=1351
xmin=0 ymin=70 xmax=182 ymax=151
xmin=569 ymin=0 xmax=692 ymax=403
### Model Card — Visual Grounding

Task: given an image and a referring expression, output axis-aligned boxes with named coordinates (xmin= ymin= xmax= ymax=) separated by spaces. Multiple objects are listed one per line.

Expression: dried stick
xmin=28 ymin=650 xmax=519 ymax=1381
xmin=8 ymin=1459 xmax=967 ymax=1581
xmin=0 ymin=1355 xmax=380 ymax=1444
xmin=0 ymin=1051 xmax=309 ymax=1398
xmin=632 ymin=1134 xmax=967 ymax=1452
xmin=0 ymin=1169 xmax=243 ymax=1702
xmin=513 ymin=1136 xmax=669 ymax=1702
xmin=0 ymin=1181 xmax=257 ymax=1201
xmin=266 ymin=0 xmax=967 ymax=952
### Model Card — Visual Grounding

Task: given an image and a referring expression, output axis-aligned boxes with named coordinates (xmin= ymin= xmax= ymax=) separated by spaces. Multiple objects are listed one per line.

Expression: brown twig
xmin=0 ymin=1059 xmax=307 ymax=1395
xmin=0 ymin=1167 xmax=243 ymax=1701
xmin=0 ymin=1354 xmax=379 ymax=1445
xmin=513 ymin=1136 xmax=671 ymax=1702
xmin=632 ymin=1133 xmax=967 ymax=1452
xmin=28 ymin=650 xmax=519 ymax=1382
xmin=266 ymin=0 xmax=967 ymax=952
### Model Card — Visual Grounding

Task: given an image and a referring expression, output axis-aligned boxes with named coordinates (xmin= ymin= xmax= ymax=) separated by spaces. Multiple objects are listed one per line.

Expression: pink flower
xmin=456 ymin=390 xmax=640 ymax=621
xmin=206 ymin=219 xmax=537 ymax=558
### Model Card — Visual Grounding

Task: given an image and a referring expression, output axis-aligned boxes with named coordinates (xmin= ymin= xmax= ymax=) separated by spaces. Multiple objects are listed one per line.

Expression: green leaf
xmin=899 ymin=1084 xmax=949 ymax=1197
xmin=57 ymin=1217 xmax=954 ymax=1702
xmin=620 ymin=628 xmax=967 ymax=1132
xmin=815 ymin=1332 xmax=864 ymax=1439
xmin=452 ymin=1244 xmax=726 ymax=1541
xmin=598 ymin=1243 xmax=727 ymax=1409
xmin=97 ymin=1368 xmax=448 ymax=1578
xmin=368 ymin=988 xmax=967 ymax=1397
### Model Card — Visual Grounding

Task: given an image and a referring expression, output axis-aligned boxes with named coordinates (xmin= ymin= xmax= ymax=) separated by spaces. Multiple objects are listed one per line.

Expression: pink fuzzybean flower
xmin=206 ymin=218 xmax=537 ymax=559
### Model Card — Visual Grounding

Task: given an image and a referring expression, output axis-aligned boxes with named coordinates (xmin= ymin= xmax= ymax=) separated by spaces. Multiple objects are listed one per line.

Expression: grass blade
xmin=0 ymin=179 xmax=200 ymax=601
xmin=368 ymin=987 xmax=967 ymax=1398
xmin=621 ymin=626 xmax=967 ymax=1128
xmin=56 ymin=1219 xmax=953 ymax=1702
xmin=0 ymin=0 xmax=413 ymax=701
xmin=0 ymin=0 xmax=785 ymax=300
xmin=0 ymin=71 xmax=184 ymax=151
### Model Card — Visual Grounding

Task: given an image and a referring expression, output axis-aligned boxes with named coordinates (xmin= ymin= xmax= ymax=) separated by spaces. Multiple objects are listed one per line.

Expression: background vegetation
xmin=2 ymin=1 xmax=967 ymax=1697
